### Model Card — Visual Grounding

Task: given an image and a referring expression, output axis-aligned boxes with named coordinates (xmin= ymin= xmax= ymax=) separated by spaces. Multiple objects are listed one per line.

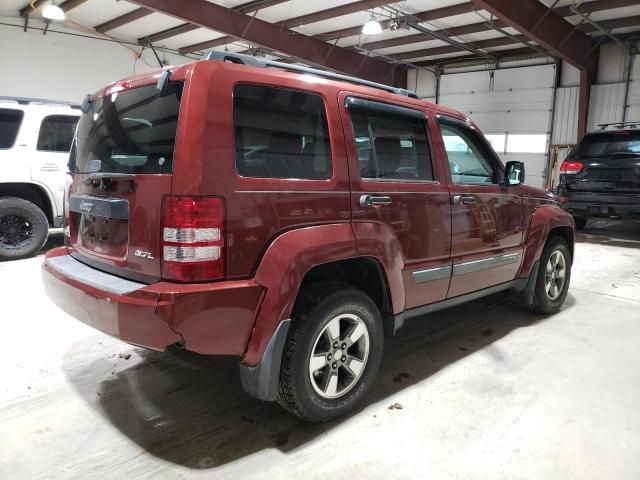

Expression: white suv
xmin=0 ymin=97 xmax=80 ymax=260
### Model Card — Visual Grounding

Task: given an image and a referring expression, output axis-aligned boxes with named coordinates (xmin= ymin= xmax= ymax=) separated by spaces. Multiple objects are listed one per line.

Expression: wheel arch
xmin=0 ymin=182 xmax=55 ymax=225
xmin=519 ymin=205 xmax=575 ymax=278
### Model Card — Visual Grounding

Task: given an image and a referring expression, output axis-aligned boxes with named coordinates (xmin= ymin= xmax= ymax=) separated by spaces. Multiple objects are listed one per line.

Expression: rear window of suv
xmin=571 ymin=132 xmax=640 ymax=159
xmin=233 ymin=84 xmax=332 ymax=180
xmin=0 ymin=108 xmax=24 ymax=149
xmin=69 ymin=83 xmax=182 ymax=174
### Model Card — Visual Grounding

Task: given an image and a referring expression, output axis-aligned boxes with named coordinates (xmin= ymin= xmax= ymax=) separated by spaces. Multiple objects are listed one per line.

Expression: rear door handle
xmin=452 ymin=195 xmax=476 ymax=205
xmin=360 ymin=194 xmax=392 ymax=207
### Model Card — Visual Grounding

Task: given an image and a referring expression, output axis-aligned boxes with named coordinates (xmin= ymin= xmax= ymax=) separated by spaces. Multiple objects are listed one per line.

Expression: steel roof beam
xmin=471 ymin=0 xmax=597 ymax=70
xmin=178 ymin=0 xmax=393 ymax=55
xmin=139 ymin=0 xmax=290 ymax=44
xmin=129 ymin=0 xmax=406 ymax=86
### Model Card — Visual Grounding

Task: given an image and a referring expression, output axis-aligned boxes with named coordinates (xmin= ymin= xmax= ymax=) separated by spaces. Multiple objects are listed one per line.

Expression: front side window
xmin=438 ymin=121 xmax=496 ymax=184
xmin=37 ymin=115 xmax=79 ymax=152
xmin=0 ymin=108 xmax=24 ymax=149
xmin=348 ymin=104 xmax=433 ymax=181
xmin=234 ymin=85 xmax=332 ymax=180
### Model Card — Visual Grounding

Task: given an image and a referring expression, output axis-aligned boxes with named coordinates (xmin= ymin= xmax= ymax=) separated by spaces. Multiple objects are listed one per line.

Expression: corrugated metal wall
xmin=587 ymin=83 xmax=626 ymax=130
xmin=627 ymin=54 xmax=640 ymax=121
xmin=552 ymin=86 xmax=579 ymax=145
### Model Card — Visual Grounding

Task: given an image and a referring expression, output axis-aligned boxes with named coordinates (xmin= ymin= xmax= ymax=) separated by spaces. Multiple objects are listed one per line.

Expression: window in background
xmin=0 ymin=108 xmax=24 ymax=149
xmin=37 ymin=115 xmax=78 ymax=152
xmin=506 ymin=134 xmax=547 ymax=153
xmin=484 ymin=134 xmax=506 ymax=153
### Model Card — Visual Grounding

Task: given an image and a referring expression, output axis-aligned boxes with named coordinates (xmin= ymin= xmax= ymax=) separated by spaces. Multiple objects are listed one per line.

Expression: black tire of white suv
xmin=277 ymin=282 xmax=384 ymax=422
xmin=0 ymin=197 xmax=49 ymax=261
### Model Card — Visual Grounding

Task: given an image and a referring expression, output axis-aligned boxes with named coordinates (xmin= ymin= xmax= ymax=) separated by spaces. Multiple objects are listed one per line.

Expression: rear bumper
xmin=561 ymin=200 xmax=640 ymax=219
xmin=42 ymin=247 xmax=264 ymax=355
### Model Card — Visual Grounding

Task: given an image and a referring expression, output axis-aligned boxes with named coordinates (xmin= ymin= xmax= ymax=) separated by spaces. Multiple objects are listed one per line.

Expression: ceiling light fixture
xmin=362 ymin=14 xmax=382 ymax=35
xmin=42 ymin=2 xmax=65 ymax=21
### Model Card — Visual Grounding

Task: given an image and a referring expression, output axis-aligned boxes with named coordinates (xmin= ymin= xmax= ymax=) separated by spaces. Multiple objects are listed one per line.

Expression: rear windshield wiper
xmin=82 ymin=172 xmax=135 ymax=186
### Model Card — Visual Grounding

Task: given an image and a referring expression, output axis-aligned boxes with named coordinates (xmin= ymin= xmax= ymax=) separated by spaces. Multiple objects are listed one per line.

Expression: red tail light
xmin=560 ymin=160 xmax=584 ymax=175
xmin=161 ymin=196 xmax=225 ymax=282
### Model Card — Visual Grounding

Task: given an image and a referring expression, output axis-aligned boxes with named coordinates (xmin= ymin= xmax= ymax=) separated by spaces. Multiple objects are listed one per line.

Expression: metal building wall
xmin=627 ymin=55 xmax=640 ymax=121
xmin=587 ymin=83 xmax=627 ymax=130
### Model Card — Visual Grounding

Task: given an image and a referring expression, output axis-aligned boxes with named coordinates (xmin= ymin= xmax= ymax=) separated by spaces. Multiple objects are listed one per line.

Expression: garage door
xmin=626 ymin=54 xmax=640 ymax=122
xmin=439 ymin=64 xmax=556 ymax=187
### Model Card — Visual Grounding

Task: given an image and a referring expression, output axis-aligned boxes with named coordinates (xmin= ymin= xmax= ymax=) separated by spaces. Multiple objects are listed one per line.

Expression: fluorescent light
xmin=42 ymin=2 xmax=65 ymax=21
xmin=362 ymin=18 xmax=382 ymax=35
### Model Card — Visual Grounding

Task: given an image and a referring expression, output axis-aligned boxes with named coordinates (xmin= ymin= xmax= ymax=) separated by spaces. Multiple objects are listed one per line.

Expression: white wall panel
xmin=627 ymin=54 xmax=640 ymax=122
xmin=0 ymin=20 xmax=191 ymax=102
xmin=552 ymin=86 xmax=578 ymax=145
xmin=439 ymin=65 xmax=555 ymax=134
xmin=587 ymin=83 xmax=626 ymax=131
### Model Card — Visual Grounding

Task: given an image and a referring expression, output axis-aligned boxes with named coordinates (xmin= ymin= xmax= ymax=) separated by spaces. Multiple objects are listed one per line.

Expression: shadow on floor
xmin=64 ymin=292 xmax=574 ymax=469
xmin=576 ymin=219 xmax=640 ymax=249
xmin=40 ymin=230 xmax=64 ymax=254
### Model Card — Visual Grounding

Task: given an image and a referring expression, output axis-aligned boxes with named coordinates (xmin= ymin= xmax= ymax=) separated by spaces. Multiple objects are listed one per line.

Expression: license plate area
xmin=69 ymin=194 xmax=129 ymax=258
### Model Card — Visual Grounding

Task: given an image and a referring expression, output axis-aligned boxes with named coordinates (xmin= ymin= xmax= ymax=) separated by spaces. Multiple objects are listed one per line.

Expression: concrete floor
xmin=1 ymin=220 xmax=639 ymax=480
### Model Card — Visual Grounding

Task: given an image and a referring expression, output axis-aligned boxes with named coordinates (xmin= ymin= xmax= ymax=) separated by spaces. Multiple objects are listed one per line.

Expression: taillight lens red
xmin=560 ymin=160 xmax=584 ymax=175
xmin=161 ymin=196 xmax=225 ymax=282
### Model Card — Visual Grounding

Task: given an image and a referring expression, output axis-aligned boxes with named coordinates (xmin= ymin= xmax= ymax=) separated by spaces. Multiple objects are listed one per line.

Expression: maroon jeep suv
xmin=43 ymin=52 xmax=574 ymax=422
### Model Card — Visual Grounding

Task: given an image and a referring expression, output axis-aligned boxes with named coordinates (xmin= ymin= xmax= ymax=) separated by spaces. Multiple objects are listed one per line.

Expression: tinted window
xmin=70 ymin=83 xmax=182 ymax=174
xmin=348 ymin=105 xmax=433 ymax=181
xmin=0 ymin=108 xmax=24 ymax=149
xmin=572 ymin=132 xmax=640 ymax=159
xmin=234 ymin=85 xmax=332 ymax=180
xmin=439 ymin=121 xmax=496 ymax=184
xmin=37 ymin=115 xmax=78 ymax=152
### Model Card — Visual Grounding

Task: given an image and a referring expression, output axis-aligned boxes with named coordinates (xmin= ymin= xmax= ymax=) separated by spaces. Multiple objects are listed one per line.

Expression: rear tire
xmin=527 ymin=236 xmax=572 ymax=314
xmin=277 ymin=282 xmax=384 ymax=422
xmin=573 ymin=217 xmax=588 ymax=230
xmin=0 ymin=197 xmax=49 ymax=261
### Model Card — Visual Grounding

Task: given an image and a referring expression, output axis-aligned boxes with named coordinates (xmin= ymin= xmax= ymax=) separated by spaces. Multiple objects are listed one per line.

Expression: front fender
xmin=519 ymin=204 xmax=575 ymax=278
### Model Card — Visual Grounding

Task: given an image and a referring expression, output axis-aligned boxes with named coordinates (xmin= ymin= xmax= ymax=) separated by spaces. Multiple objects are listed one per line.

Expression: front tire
xmin=527 ymin=236 xmax=572 ymax=314
xmin=0 ymin=197 xmax=49 ymax=261
xmin=277 ymin=282 xmax=384 ymax=422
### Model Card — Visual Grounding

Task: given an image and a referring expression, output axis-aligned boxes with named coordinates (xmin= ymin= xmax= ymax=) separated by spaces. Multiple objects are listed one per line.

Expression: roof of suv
xmin=95 ymin=55 xmax=470 ymax=126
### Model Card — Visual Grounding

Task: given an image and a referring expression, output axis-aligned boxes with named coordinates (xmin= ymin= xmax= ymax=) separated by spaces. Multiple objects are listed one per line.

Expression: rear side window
xmin=347 ymin=104 xmax=433 ymax=181
xmin=0 ymin=108 xmax=24 ymax=149
xmin=234 ymin=85 xmax=332 ymax=180
xmin=37 ymin=115 xmax=78 ymax=152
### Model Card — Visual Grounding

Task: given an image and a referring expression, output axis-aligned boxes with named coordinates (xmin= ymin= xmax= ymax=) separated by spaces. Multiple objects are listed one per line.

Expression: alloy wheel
xmin=545 ymin=249 xmax=567 ymax=301
xmin=308 ymin=313 xmax=370 ymax=399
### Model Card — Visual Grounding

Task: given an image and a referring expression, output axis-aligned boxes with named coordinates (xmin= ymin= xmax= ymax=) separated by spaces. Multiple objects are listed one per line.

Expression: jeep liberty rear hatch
xmin=67 ymin=82 xmax=182 ymax=282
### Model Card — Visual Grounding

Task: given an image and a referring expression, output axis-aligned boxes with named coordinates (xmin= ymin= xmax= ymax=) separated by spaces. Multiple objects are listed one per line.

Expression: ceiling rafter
xmin=128 ymin=0 xmax=406 ymax=86
xmin=139 ymin=0 xmax=291 ymax=44
xmin=315 ymin=2 xmax=475 ymax=42
xmin=178 ymin=0 xmax=394 ymax=55
xmin=95 ymin=7 xmax=151 ymax=33
xmin=470 ymin=0 xmax=597 ymax=70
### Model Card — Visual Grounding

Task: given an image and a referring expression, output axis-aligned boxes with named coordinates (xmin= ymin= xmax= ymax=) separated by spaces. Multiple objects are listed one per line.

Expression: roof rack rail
xmin=0 ymin=96 xmax=80 ymax=108
xmin=202 ymin=50 xmax=418 ymax=99
xmin=597 ymin=121 xmax=640 ymax=131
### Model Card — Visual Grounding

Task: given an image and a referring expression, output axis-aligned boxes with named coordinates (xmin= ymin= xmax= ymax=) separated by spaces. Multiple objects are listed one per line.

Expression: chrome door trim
xmin=452 ymin=251 xmax=522 ymax=276
xmin=412 ymin=265 xmax=452 ymax=284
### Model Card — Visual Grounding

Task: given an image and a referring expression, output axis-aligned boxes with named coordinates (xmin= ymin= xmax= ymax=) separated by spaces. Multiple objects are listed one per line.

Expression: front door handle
xmin=452 ymin=195 xmax=476 ymax=205
xmin=360 ymin=194 xmax=392 ymax=207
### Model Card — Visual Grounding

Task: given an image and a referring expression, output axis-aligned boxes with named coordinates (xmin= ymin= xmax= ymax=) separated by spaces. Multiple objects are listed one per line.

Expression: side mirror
xmin=503 ymin=161 xmax=525 ymax=186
